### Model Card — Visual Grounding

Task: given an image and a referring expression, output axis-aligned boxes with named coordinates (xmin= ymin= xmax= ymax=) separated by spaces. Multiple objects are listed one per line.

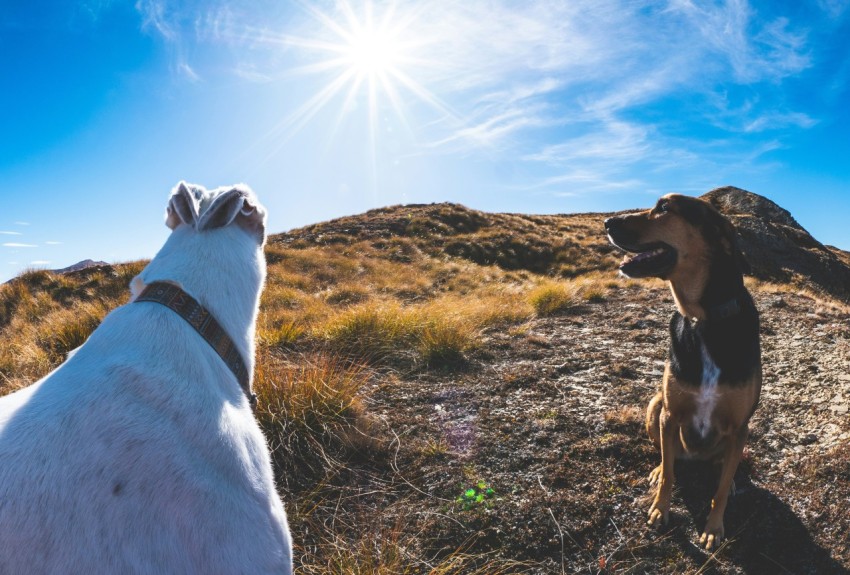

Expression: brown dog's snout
xmin=605 ymin=216 xmax=637 ymax=246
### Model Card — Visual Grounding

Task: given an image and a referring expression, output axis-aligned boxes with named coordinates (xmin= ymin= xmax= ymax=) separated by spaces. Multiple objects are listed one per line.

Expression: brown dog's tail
xmin=646 ymin=392 xmax=663 ymax=450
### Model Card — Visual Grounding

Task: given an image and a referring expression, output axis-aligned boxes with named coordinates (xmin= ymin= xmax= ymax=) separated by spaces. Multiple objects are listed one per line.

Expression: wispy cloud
xmin=45 ymin=241 xmax=63 ymax=245
xmin=817 ymin=0 xmax=850 ymax=19
xmin=30 ymin=260 xmax=51 ymax=266
xmin=135 ymin=0 xmax=175 ymax=40
xmin=0 ymin=231 xmax=23 ymax=235
xmin=132 ymin=0 xmax=829 ymax=196
xmin=524 ymin=120 xmax=651 ymax=166
xmin=3 ymin=243 xmax=38 ymax=248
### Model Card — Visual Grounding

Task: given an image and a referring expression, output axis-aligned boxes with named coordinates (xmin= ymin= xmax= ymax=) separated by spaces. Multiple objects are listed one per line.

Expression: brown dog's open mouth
xmin=618 ymin=243 xmax=677 ymax=278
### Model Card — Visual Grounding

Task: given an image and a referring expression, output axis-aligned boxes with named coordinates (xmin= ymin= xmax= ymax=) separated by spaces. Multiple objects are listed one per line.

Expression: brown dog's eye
xmin=655 ymin=201 xmax=670 ymax=214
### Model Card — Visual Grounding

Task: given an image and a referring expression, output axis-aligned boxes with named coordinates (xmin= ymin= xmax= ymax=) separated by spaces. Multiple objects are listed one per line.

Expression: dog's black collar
xmin=704 ymin=294 xmax=744 ymax=321
xmin=134 ymin=281 xmax=257 ymax=407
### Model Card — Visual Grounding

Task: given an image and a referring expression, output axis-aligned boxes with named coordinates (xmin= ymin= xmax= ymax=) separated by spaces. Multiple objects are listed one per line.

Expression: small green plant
xmin=456 ymin=480 xmax=496 ymax=511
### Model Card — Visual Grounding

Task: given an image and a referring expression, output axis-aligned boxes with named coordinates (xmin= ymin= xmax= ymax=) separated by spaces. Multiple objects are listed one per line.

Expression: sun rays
xmin=269 ymin=1 xmax=450 ymax=146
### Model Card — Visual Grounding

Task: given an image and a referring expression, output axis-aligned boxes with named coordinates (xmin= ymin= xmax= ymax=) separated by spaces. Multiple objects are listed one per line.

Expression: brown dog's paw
xmin=648 ymin=465 xmax=663 ymax=486
xmin=647 ymin=497 xmax=670 ymax=528
xmin=699 ymin=516 xmax=725 ymax=550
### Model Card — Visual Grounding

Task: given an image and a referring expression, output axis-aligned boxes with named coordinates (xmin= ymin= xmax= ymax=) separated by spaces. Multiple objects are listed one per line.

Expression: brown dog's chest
xmin=664 ymin=358 xmax=761 ymax=456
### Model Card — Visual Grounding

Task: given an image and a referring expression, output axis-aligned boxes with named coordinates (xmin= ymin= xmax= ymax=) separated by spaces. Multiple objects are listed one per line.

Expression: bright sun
xmin=276 ymin=0 xmax=447 ymax=138
xmin=345 ymin=26 xmax=399 ymax=77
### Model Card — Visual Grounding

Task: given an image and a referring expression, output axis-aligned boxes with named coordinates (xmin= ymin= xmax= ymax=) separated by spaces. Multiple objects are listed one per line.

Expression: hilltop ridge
xmin=276 ymin=186 xmax=850 ymax=304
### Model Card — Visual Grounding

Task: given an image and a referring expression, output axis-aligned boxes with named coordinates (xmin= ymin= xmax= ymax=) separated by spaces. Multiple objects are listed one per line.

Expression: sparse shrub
xmin=421 ymin=436 xmax=451 ymax=458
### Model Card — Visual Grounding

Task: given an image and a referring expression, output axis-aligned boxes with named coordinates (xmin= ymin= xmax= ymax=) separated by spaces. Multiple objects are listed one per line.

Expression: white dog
xmin=0 ymin=183 xmax=292 ymax=574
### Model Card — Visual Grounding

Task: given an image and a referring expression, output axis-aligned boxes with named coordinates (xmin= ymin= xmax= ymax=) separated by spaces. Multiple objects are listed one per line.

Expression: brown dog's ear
xmin=705 ymin=209 xmax=750 ymax=273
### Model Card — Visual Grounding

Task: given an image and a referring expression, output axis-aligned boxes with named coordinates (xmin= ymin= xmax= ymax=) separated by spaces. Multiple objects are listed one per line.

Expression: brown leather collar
xmin=134 ymin=282 xmax=256 ymax=407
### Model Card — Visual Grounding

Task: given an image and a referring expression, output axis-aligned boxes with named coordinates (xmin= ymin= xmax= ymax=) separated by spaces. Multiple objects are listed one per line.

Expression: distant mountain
xmin=51 ymin=259 xmax=110 ymax=275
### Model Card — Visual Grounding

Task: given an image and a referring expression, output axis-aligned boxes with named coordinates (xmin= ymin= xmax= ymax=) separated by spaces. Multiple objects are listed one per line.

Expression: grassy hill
xmin=1 ymin=188 xmax=849 ymax=574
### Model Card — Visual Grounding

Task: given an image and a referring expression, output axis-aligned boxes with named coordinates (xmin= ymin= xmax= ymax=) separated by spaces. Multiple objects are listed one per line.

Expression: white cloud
xmin=743 ymin=112 xmax=818 ymax=133
xmin=135 ymin=0 xmax=176 ymax=40
xmin=30 ymin=260 xmax=52 ymax=266
xmin=233 ymin=64 xmax=273 ymax=83
xmin=45 ymin=241 xmax=63 ymax=245
xmin=176 ymin=60 xmax=201 ymax=82
xmin=135 ymin=0 xmax=825 ymax=196
xmin=524 ymin=120 xmax=651 ymax=165
xmin=0 ymin=231 xmax=22 ymax=235
xmin=818 ymin=0 xmax=850 ymax=18
xmin=668 ymin=1 xmax=810 ymax=83
xmin=3 ymin=243 xmax=38 ymax=248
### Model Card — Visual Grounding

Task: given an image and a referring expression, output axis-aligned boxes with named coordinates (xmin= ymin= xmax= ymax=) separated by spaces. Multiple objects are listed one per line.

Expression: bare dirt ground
xmin=288 ymin=282 xmax=850 ymax=574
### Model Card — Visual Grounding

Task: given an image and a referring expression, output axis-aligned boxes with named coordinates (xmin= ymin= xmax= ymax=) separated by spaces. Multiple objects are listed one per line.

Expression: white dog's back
xmin=0 ymin=183 xmax=292 ymax=573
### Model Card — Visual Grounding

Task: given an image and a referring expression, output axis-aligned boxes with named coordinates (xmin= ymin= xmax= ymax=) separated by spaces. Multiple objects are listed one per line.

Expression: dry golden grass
xmin=745 ymin=277 xmax=850 ymax=314
xmin=0 ymin=262 xmax=145 ymax=394
xmin=528 ymin=275 xmax=614 ymax=316
xmin=258 ymin=236 xmax=539 ymax=370
xmin=528 ymin=281 xmax=580 ymax=316
xmin=253 ymin=348 xmax=376 ymax=490
xmin=292 ymin=516 xmax=534 ymax=575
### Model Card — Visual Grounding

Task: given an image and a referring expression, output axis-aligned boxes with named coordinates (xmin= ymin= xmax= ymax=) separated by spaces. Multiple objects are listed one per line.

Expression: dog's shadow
xmin=670 ymin=460 xmax=848 ymax=575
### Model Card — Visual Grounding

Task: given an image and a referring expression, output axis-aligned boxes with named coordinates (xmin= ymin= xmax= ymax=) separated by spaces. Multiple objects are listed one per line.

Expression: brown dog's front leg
xmin=648 ymin=409 xmax=677 ymax=527
xmin=700 ymin=425 xmax=747 ymax=550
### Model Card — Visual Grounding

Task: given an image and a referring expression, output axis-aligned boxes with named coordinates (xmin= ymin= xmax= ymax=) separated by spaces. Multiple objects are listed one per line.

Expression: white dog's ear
xmin=166 ymin=182 xmax=200 ymax=230
xmin=236 ymin=196 xmax=266 ymax=240
xmin=198 ymin=187 xmax=266 ymax=240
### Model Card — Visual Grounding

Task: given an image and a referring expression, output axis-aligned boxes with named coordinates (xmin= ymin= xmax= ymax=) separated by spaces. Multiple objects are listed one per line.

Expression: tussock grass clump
xmin=318 ymin=302 xmax=415 ymax=362
xmin=253 ymin=350 xmax=375 ymax=487
xmin=316 ymin=301 xmax=479 ymax=367
xmin=36 ymin=301 xmax=111 ymax=363
xmin=577 ymin=277 xmax=609 ymax=303
xmin=315 ymin=293 xmax=529 ymax=367
xmin=259 ymin=320 xmax=305 ymax=348
xmin=324 ymin=285 xmax=371 ymax=306
xmin=529 ymin=281 xmax=580 ymax=316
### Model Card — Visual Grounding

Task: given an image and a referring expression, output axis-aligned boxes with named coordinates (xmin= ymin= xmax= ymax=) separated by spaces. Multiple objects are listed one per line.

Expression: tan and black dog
xmin=604 ymin=194 xmax=761 ymax=550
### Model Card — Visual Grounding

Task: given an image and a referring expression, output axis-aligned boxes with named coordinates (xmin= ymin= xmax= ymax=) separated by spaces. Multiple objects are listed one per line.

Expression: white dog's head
xmin=165 ymin=181 xmax=267 ymax=243
xmin=130 ymin=183 xmax=268 ymax=332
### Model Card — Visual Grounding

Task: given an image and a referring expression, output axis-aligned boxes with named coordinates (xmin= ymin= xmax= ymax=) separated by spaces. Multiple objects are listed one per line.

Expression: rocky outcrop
xmin=703 ymin=187 xmax=850 ymax=303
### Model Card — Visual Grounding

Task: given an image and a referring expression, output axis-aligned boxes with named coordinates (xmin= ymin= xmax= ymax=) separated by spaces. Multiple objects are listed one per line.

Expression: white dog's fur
xmin=0 ymin=183 xmax=292 ymax=574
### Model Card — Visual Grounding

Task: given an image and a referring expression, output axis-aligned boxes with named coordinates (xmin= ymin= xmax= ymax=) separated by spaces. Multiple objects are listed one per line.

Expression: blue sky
xmin=1 ymin=0 xmax=849 ymax=282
